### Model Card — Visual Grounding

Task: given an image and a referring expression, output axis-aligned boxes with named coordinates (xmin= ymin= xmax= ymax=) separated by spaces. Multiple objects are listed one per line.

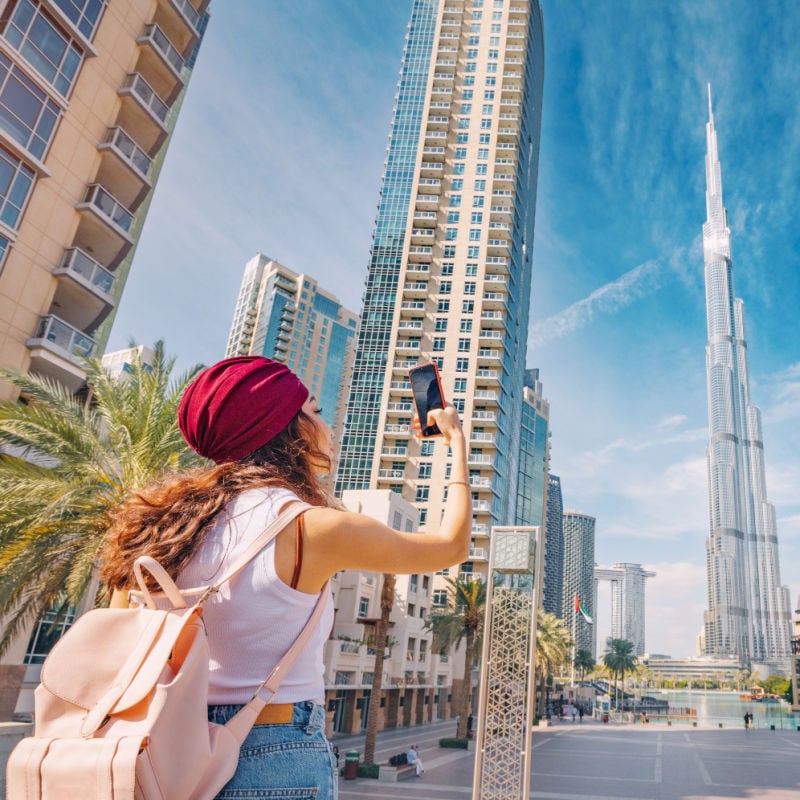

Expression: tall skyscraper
xmin=224 ymin=253 xmax=358 ymax=450
xmin=561 ymin=511 xmax=595 ymax=656
xmin=335 ymin=0 xmax=545 ymax=575
xmin=594 ymin=563 xmax=655 ymax=657
xmin=542 ymin=474 xmax=563 ymax=618
xmin=0 ymin=0 xmax=209 ymax=401
xmin=515 ymin=367 xmax=549 ymax=528
xmin=701 ymin=87 xmax=791 ymax=670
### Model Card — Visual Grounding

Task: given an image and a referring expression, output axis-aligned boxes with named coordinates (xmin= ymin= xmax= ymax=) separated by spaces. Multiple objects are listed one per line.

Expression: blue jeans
xmin=208 ymin=701 xmax=338 ymax=799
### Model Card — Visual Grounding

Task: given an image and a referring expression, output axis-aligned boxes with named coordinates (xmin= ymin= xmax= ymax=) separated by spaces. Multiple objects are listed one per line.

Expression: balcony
xmin=403 ymin=281 xmax=428 ymax=297
xmin=473 ymin=410 xmax=498 ymax=425
xmin=413 ymin=210 xmax=437 ymax=225
xmin=420 ymin=161 xmax=443 ymax=177
xmin=424 ymin=129 xmax=447 ymax=143
xmin=485 ymin=273 xmax=509 ymax=290
xmin=477 ymin=348 xmax=503 ymax=366
xmin=481 ymin=310 xmax=505 ymax=327
xmin=416 ymin=193 xmax=439 ymax=209
xmin=386 ymin=402 xmax=413 ymax=413
xmin=384 ymin=424 xmax=410 ymax=437
xmin=472 ymin=524 xmax=490 ymax=537
xmin=474 ymin=389 xmax=500 ymax=405
xmin=417 ymin=177 xmax=441 ymax=193
xmin=482 ymin=292 xmax=508 ymax=311
xmin=153 ymin=0 xmax=203 ymax=55
xmin=469 ymin=547 xmax=488 ymax=561
xmin=96 ymin=127 xmax=152 ymax=210
xmin=136 ymin=23 xmax=185 ymax=103
xmin=407 ymin=246 xmax=432 ymax=261
xmin=73 ymin=184 xmax=134 ymax=267
xmin=26 ymin=315 xmax=95 ymax=391
xmin=422 ymin=146 xmax=445 ymax=160
xmin=411 ymin=228 xmax=435 ymax=243
xmin=381 ymin=446 xmax=408 ymax=456
xmin=50 ymin=248 xmax=115 ymax=331
xmin=117 ymin=74 xmax=169 ymax=152
xmin=378 ymin=469 xmax=406 ymax=480
xmin=398 ymin=320 xmax=423 ymax=332
xmin=470 ymin=431 xmax=497 ymax=445
xmin=395 ymin=339 xmax=421 ymax=352
xmin=400 ymin=301 xmax=426 ymax=310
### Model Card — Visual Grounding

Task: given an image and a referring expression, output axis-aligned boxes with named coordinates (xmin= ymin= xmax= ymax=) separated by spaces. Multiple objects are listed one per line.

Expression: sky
xmin=106 ymin=1 xmax=800 ymax=659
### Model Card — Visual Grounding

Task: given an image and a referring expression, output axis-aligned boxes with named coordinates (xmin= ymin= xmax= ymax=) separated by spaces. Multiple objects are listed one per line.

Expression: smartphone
xmin=409 ymin=362 xmax=446 ymax=437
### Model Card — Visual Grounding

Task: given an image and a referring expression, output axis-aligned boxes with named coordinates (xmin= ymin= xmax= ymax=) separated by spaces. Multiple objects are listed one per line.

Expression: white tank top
xmin=177 ymin=486 xmax=333 ymax=705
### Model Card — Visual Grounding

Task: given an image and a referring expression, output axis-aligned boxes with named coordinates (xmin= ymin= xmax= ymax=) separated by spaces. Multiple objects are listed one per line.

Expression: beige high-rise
xmin=0 ymin=0 xmax=209 ymax=401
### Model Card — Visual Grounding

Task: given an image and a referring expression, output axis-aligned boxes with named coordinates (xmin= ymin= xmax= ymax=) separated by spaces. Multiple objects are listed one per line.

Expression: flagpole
xmin=570 ymin=596 xmax=577 ymax=688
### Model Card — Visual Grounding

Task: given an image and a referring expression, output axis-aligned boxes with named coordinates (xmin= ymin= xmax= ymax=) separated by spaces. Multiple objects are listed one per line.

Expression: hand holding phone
xmin=409 ymin=363 xmax=446 ymax=437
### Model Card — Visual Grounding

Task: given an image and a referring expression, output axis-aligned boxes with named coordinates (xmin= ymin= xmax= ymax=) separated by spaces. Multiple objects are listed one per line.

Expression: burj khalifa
xmin=701 ymin=87 xmax=791 ymax=671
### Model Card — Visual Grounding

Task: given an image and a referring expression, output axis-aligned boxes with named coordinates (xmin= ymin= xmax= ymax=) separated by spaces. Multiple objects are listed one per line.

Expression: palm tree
xmin=0 ymin=343 xmax=203 ymax=655
xmin=426 ymin=576 xmax=486 ymax=739
xmin=534 ymin=611 xmax=572 ymax=717
xmin=603 ymin=638 xmax=637 ymax=718
xmin=573 ymin=648 xmax=595 ymax=682
xmin=362 ymin=572 xmax=395 ymax=765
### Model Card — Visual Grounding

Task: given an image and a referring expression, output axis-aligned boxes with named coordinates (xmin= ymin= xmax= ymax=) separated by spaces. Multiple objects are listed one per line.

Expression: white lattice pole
xmin=472 ymin=526 xmax=540 ymax=800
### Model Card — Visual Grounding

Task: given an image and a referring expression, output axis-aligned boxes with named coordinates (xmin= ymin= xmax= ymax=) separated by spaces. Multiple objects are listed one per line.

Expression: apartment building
xmin=0 ymin=0 xmax=209 ymax=401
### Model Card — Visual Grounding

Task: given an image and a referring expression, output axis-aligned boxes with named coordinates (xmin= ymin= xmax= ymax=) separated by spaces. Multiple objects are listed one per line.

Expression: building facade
xmin=335 ymin=0 xmax=545 ymax=583
xmin=0 ymin=0 xmax=209 ymax=401
xmin=701 ymin=88 xmax=791 ymax=671
xmin=224 ymin=253 xmax=358 ymax=452
xmin=542 ymin=473 xmax=563 ymax=618
xmin=561 ymin=511 xmax=595 ymax=656
xmin=515 ymin=367 xmax=549 ymax=528
xmin=593 ymin=562 xmax=655 ymax=657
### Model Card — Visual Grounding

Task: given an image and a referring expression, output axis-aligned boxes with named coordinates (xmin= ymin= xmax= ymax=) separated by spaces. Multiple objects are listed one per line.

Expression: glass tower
xmin=701 ymin=87 xmax=791 ymax=670
xmin=336 ymin=0 xmax=545 ymax=574
xmin=594 ymin=563 xmax=655 ymax=657
xmin=562 ymin=511 xmax=595 ymax=656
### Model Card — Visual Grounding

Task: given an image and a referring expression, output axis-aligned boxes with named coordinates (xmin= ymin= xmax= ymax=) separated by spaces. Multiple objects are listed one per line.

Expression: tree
xmin=573 ymin=648 xmax=595 ymax=681
xmin=426 ymin=576 xmax=486 ymax=739
xmin=0 ymin=343 xmax=203 ymax=655
xmin=535 ymin=611 xmax=572 ymax=717
xmin=602 ymin=638 xmax=637 ymax=717
xmin=362 ymin=572 xmax=395 ymax=765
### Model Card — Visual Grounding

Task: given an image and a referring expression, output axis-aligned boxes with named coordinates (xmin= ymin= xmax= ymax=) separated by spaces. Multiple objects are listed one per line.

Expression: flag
xmin=574 ymin=594 xmax=593 ymax=624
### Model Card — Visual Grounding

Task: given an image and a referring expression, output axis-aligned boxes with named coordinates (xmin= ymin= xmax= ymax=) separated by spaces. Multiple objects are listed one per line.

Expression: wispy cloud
xmin=529 ymin=259 xmax=662 ymax=348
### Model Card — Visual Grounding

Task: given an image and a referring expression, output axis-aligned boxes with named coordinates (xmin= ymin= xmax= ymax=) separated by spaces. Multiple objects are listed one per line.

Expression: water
xmin=645 ymin=690 xmax=800 ymax=729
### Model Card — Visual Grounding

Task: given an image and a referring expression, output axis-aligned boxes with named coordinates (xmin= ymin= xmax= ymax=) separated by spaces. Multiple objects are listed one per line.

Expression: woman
xmin=100 ymin=356 xmax=471 ymax=799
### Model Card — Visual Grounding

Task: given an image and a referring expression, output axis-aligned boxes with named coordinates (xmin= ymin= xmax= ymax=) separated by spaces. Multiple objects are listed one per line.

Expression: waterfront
xmin=646 ymin=690 xmax=799 ymax=729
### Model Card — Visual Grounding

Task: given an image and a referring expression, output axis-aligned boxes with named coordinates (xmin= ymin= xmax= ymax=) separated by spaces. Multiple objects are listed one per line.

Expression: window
xmin=358 ymin=597 xmax=369 ymax=617
xmin=422 ymin=576 xmax=430 ymax=592
xmin=409 ymin=574 xmax=418 ymax=592
xmin=487 ymin=63 xmax=497 ymax=73
xmin=462 ymin=300 xmax=474 ymax=313
xmin=419 ymin=509 xmax=427 ymax=525
xmin=420 ymin=440 xmax=435 ymax=456
xmin=480 ymin=119 xmax=492 ymax=130
xmin=456 ymin=358 xmax=469 ymax=372
xmin=459 ymin=320 xmax=473 ymax=332
xmin=464 ymin=76 xmax=475 ymax=86
xmin=443 ymin=245 xmax=456 ymax=257
xmin=456 ymin=132 xmax=468 ymax=143
xmin=458 ymin=337 xmax=471 ymax=352
xmin=484 ymin=90 xmax=495 ymax=100
xmin=0 ymin=145 xmax=35 ymax=228
xmin=453 ymin=162 xmax=465 ymax=175
xmin=488 ymin=49 xmax=499 ymax=59
xmin=441 ymin=262 xmax=454 ymax=275
xmin=478 ymin=148 xmax=489 ymax=159
xmin=52 ymin=0 xmax=106 ymax=39
xmin=468 ymin=246 xmax=480 ymax=258
xmin=415 ymin=486 xmax=429 ymax=502
xmin=408 ymin=603 xmax=415 ymax=616
xmin=3 ymin=1 xmax=84 ymax=96
xmin=471 ymin=212 xmax=483 ymax=224
xmin=486 ymin=76 xmax=496 ymax=86
xmin=467 ymin=49 xmax=478 ymax=59
xmin=433 ymin=590 xmax=448 ymax=606
xmin=434 ymin=317 xmax=448 ymax=332
xmin=459 ymin=103 xmax=471 ymax=114
xmin=23 ymin=602 xmax=76 ymax=664
xmin=465 ymin=62 xmax=476 ymax=73
xmin=432 ymin=337 xmax=445 ymax=352
xmin=447 ymin=210 xmax=460 ymax=223
xmin=457 ymin=117 xmax=469 ymax=129
xmin=454 ymin=147 xmax=467 ymax=159
xmin=469 ymin=229 xmax=481 ymax=241
xmin=0 ymin=233 xmax=8 ymax=271
xmin=454 ymin=378 xmax=468 ymax=392
xmin=436 ymin=300 xmax=450 ymax=313
xmin=0 ymin=54 xmax=61 ymax=159
xmin=482 ymin=104 xmax=493 ymax=115
xmin=476 ymin=163 xmax=487 ymax=175
xmin=452 ymin=398 xmax=465 ymax=413
xmin=468 ymin=35 xmax=479 ymax=45
xmin=480 ymin=133 xmax=491 ymax=143
xmin=445 ymin=227 xmax=458 ymax=240
xmin=449 ymin=194 xmax=461 ymax=206
xmin=472 ymin=196 xmax=484 ymax=208
xmin=439 ymin=280 xmax=452 ymax=294
xmin=461 ymin=90 xmax=473 ymax=100
xmin=466 ymin=263 xmax=478 ymax=276
xmin=451 ymin=178 xmax=463 ymax=190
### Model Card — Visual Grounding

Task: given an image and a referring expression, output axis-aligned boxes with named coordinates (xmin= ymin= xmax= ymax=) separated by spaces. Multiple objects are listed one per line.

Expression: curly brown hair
xmin=99 ymin=410 xmax=332 ymax=592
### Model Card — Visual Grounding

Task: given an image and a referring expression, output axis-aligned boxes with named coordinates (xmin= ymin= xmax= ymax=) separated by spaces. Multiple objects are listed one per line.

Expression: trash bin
xmin=343 ymin=750 xmax=359 ymax=780
xmin=602 ymin=713 xmax=609 ymax=723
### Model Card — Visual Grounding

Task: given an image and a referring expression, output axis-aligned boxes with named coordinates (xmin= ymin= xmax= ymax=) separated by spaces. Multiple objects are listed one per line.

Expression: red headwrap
xmin=178 ymin=356 xmax=309 ymax=464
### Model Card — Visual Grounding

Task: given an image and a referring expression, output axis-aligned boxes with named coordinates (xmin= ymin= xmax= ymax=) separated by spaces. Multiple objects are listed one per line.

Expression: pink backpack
xmin=6 ymin=503 xmax=328 ymax=799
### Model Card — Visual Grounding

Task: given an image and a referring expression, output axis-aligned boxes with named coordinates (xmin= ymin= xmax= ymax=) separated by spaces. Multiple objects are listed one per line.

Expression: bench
xmin=378 ymin=764 xmax=416 ymax=782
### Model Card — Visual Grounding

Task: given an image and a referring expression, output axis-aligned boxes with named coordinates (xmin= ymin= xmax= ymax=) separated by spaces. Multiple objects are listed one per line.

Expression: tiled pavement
xmin=332 ymin=717 xmax=800 ymax=799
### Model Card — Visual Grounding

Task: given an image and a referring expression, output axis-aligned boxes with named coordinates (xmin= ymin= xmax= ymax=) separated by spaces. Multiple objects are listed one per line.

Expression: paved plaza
xmin=332 ymin=717 xmax=800 ymax=799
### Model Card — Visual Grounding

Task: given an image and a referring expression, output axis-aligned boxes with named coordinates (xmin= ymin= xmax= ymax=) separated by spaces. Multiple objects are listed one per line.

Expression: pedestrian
xmin=101 ymin=356 xmax=471 ymax=800
xmin=406 ymin=744 xmax=425 ymax=776
xmin=744 ymin=711 xmax=749 ymax=729
xmin=572 ymin=707 xmax=578 ymax=723
xmin=579 ymin=707 xmax=584 ymax=723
